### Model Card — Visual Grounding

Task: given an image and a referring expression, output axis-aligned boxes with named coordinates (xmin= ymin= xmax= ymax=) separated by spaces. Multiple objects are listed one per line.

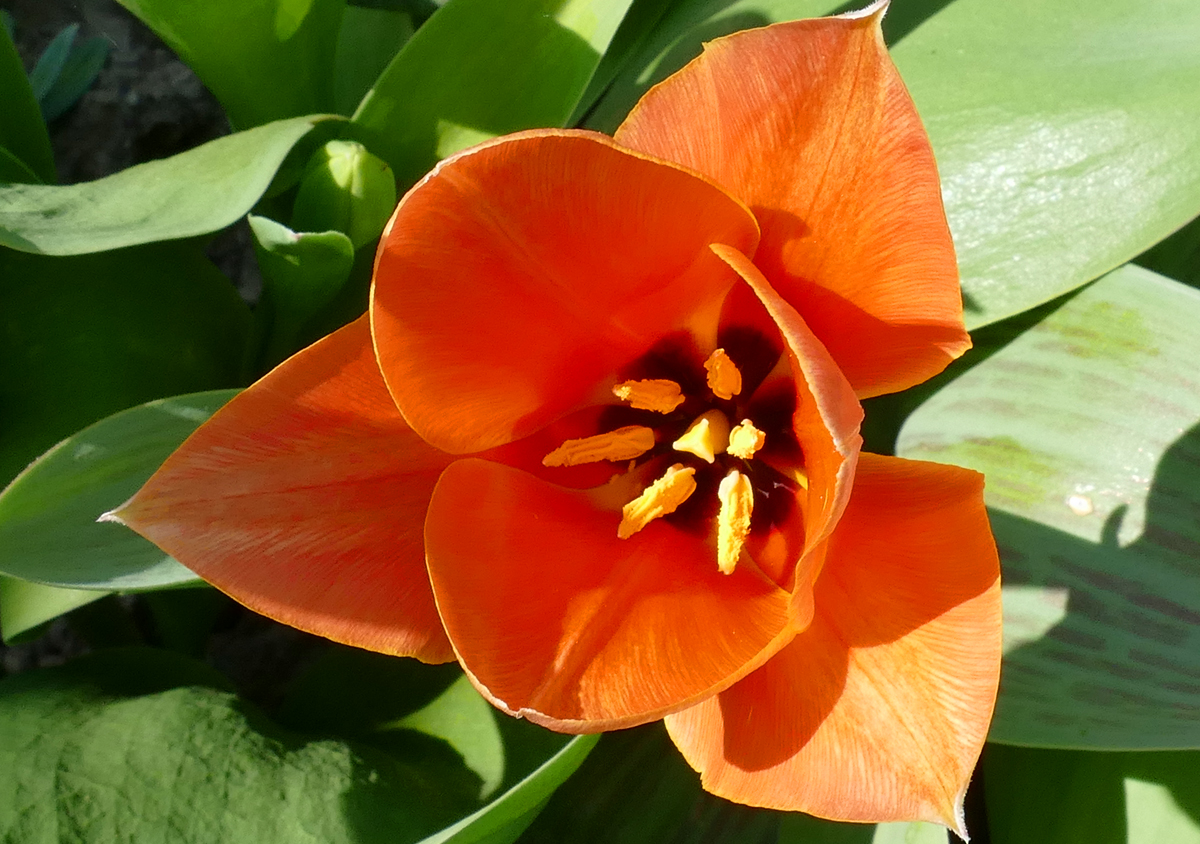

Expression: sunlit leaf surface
xmin=898 ymin=265 xmax=1200 ymax=748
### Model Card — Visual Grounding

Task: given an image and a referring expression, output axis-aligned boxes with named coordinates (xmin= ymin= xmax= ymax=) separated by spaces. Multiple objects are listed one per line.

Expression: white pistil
xmin=671 ymin=409 xmax=730 ymax=464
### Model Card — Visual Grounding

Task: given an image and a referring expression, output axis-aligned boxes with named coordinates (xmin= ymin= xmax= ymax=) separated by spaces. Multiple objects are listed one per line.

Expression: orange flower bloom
xmin=111 ymin=3 xmax=1000 ymax=832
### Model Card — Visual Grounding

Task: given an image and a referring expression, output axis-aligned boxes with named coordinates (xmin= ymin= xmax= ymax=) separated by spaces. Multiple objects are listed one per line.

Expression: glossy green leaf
xmin=0 ymin=17 xmax=55 ymax=183
xmin=353 ymin=0 xmax=636 ymax=187
xmin=0 ymin=390 xmax=238 ymax=590
xmin=0 ymin=115 xmax=334 ymax=255
xmin=897 ymin=265 xmax=1200 ymax=748
xmin=333 ymin=5 xmax=414 ymax=115
xmin=0 ymin=243 xmax=250 ymax=488
xmin=0 ymin=649 xmax=474 ymax=844
xmin=114 ymin=0 xmax=344 ymax=128
xmin=0 ymin=575 xmax=106 ymax=644
xmin=986 ymin=745 xmax=1200 ymax=844
xmin=249 ymin=215 xmax=355 ymax=367
xmin=893 ymin=0 xmax=1200 ymax=328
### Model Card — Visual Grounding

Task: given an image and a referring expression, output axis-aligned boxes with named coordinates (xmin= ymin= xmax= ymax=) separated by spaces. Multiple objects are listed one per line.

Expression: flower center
xmin=542 ymin=348 xmax=779 ymax=575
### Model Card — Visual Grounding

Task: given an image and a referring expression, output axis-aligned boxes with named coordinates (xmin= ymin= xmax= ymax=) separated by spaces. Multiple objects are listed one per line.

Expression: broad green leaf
xmin=0 ymin=649 xmax=474 ymax=844
xmin=0 ymin=115 xmax=335 ymax=255
xmin=0 ymin=243 xmax=250 ymax=488
xmin=892 ymin=0 xmax=1200 ymax=328
xmin=333 ymin=5 xmax=414 ymax=115
xmin=897 ymin=265 xmax=1200 ymax=748
xmin=39 ymin=33 xmax=110 ymax=122
xmin=0 ymin=389 xmax=237 ymax=590
xmin=986 ymin=746 xmax=1200 ymax=844
xmin=115 ymin=0 xmax=344 ymax=128
xmin=353 ymin=0 xmax=636 ymax=187
xmin=0 ymin=575 xmax=106 ymax=644
xmin=0 ymin=17 xmax=54 ymax=183
xmin=249 ymin=215 xmax=356 ymax=367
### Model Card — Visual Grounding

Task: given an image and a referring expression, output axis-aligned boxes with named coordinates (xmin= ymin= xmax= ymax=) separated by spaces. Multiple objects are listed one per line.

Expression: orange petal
xmin=713 ymin=244 xmax=862 ymax=607
xmin=110 ymin=317 xmax=455 ymax=663
xmin=423 ymin=457 xmax=798 ymax=732
xmin=664 ymin=453 xmax=1001 ymax=832
xmin=616 ymin=6 xmax=969 ymax=398
xmin=371 ymin=129 xmax=760 ymax=455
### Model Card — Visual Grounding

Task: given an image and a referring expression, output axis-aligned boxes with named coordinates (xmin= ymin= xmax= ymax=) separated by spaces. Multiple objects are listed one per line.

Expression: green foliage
xmin=0 ymin=116 xmax=336 ymax=255
xmin=0 ymin=15 xmax=55 ymax=183
xmin=353 ymin=0 xmax=637 ymax=187
xmin=898 ymin=265 xmax=1200 ymax=748
xmin=0 ymin=390 xmax=237 ymax=591
xmin=114 ymin=0 xmax=345 ymax=128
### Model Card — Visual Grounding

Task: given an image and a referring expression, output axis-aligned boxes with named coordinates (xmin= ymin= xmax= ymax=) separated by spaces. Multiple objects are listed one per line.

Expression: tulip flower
xmin=108 ymin=1 xmax=1001 ymax=833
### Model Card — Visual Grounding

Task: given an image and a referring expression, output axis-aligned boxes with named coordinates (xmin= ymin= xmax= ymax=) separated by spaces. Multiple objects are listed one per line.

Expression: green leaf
xmin=897 ymin=265 xmax=1200 ymax=748
xmin=39 ymin=34 xmax=110 ymax=122
xmin=0 ymin=115 xmax=337 ymax=255
xmin=0 ymin=144 xmax=41 ymax=184
xmin=0 ymin=575 xmax=106 ymax=644
xmin=249 ymin=215 xmax=356 ymax=367
xmin=0 ymin=16 xmax=55 ymax=183
xmin=0 ymin=389 xmax=238 ymax=590
xmin=333 ymin=5 xmax=414 ymax=115
xmin=1137 ymin=214 xmax=1200 ymax=290
xmin=425 ymin=733 xmax=598 ymax=844
xmin=780 ymin=815 xmax=950 ymax=844
xmin=353 ymin=0 xmax=636 ymax=187
xmin=28 ymin=23 xmax=77 ymax=101
xmin=0 ymin=243 xmax=250 ymax=488
xmin=891 ymin=0 xmax=1200 ymax=328
xmin=986 ymin=745 xmax=1200 ymax=844
xmin=0 ymin=649 xmax=476 ymax=844
xmin=114 ymin=0 xmax=345 ymax=128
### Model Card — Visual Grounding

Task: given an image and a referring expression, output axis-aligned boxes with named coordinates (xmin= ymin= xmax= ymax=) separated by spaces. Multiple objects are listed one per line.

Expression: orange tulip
xmin=110 ymin=2 xmax=1000 ymax=833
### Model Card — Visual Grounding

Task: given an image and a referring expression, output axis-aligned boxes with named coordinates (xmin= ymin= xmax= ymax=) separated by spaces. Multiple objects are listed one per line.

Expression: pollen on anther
xmin=727 ymin=420 xmax=766 ymax=460
xmin=543 ymin=426 xmax=656 ymax=467
xmin=716 ymin=470 xmax=754 ymax=575
xmin=613 ymin=379 xmax=685 ymax=413
xmin=704 ymin=348 xmax=742 ymax=400
xmin=618 ymin=463 xmax=696 ymax=539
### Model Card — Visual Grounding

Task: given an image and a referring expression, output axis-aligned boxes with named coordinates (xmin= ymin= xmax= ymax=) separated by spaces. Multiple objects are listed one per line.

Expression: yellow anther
xmin=672 ymin=410 xmax=730 ymax=464
xmin=727 ymin=420 xmax=766 ymax=460
xmin=543 ymin=426 xmax=656 ymax=468
xmin=618 ymin=464 xmax=696 ymax=539
xmin=716 ymin=470 xmax=754 ymax=575
xmin=704 ymin=348 xmax=743 ymax=400
xmin=612 ymin=379 xmax=685 ymax=413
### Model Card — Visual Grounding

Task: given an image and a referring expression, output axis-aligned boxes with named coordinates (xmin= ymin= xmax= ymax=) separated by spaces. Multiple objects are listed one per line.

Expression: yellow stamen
xmin=618 ymin=463 xmax=696 ymax=539
xmin=543 ymin=426 xmax=656 ymax=467
xmin=612 ymin=379 xmax=685 ymax=413
xmin=672 ymin=410 xmax=730 ymax=464
xmin=716 ymin=470 xmax=754 ymax=575
xmin=704 ymin=348 xmax=742 ymax=400
xmin=727 ymin=419 xmax=766 ymax=460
